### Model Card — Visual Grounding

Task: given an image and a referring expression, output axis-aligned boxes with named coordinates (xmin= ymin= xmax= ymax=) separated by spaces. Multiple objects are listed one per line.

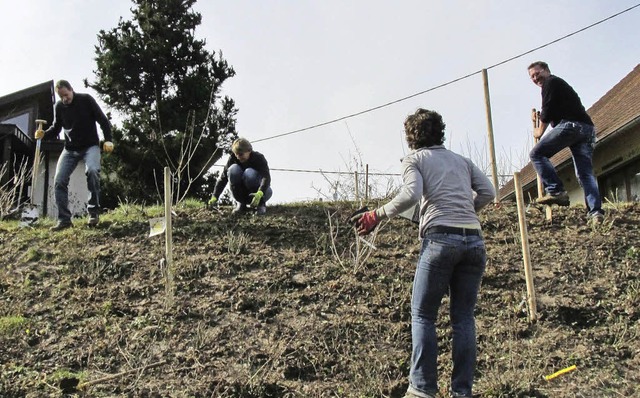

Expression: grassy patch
xmin=0 ymin=315 xmax=26 ymax=335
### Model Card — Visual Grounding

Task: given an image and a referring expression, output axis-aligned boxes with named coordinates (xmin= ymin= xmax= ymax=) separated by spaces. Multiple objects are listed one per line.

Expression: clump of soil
xmin=1 ymin=201 xmax=639 ymax=397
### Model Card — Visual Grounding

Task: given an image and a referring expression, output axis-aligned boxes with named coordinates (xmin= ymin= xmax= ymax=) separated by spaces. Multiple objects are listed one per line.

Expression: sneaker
xmin=404 ymin=386 xmax=436 ymax=398
xmin=88 ymin=214 xmax=99 ymax=226
xmin=536 ymin=191 xmax=570 ymax=206
xmin=587 ymin=212 xmax=605 ymax=225
xmin=231 ymin=203 xmax=247 ymax=215
xmin=256 ymin=205 xmax=267 ymax=215
xmin=50 ymin=221 xmax=72 ymax=231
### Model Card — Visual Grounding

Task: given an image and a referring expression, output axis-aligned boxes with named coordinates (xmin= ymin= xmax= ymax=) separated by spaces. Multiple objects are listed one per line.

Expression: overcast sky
xmin=1 ymin=1 xmax=639 ymax=203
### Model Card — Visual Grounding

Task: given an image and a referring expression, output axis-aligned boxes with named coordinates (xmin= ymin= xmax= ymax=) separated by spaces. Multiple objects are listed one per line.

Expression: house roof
xmin=499 ymin=64 xmax=640 ymax=200
xmin=0 ymin=81 xmax=55 ymax=151
xmin=0 ymin=81 xmax=54 ymax=109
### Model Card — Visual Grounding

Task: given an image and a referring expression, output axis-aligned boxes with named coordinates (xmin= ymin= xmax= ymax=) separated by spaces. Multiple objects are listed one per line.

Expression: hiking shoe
xmin=256 ymin=205 xmax=267 ymax=215
xmin=404 ymin=386 xmax=436 ymax=398
xmin=587 ymin=212 xmax=605 ymax=225
xmin=88 ymin=214 xmax=99 ymax=226
xmin=536 ymin=191 xmax=570 ymax=206
xmin=50 ymin=222 xmax=72 ymax=231
xmin=231 ymin=203 xmax=247 ymax=215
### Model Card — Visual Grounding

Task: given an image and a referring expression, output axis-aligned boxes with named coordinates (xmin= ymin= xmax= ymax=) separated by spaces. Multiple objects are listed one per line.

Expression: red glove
xmin=353 ymin=210 xmax=380 ymax=236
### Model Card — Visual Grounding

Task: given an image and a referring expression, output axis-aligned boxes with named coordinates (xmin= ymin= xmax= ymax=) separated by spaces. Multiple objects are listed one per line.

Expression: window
xmin=628 ymin=161 xmax=640 ymax=202
xmin=601 ymin=158 xmax=640 ymax=203
xmin=1 ymin=112 xmax=30 ymax=135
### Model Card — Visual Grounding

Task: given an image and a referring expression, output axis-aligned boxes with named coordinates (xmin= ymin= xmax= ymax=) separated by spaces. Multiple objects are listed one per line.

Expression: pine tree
xmin=86 ymin=0 xmax=237 ymax=205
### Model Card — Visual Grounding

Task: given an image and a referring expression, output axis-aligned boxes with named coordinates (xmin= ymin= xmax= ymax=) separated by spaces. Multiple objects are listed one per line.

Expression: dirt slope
xmin=1 ymin=201 xmax=639 ymax=397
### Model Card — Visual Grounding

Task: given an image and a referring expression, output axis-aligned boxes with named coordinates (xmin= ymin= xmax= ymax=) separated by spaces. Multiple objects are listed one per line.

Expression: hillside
xmin=1 ymin=201 xmax=639 ymax=397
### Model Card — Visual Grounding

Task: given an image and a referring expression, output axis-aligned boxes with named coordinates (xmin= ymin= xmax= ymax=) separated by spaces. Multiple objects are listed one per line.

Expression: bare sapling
xmin=0 ymin=156 xmax=31 ymax=219
xmin=459 ymin=137 xmax=531 ymax=190
xmin=154 ymin=84 xmax=234 ymax=205
xmin=326 ymin=209 xmax=385 ymax=273
xmin=312 ymin=152 xmax=399 ymax=202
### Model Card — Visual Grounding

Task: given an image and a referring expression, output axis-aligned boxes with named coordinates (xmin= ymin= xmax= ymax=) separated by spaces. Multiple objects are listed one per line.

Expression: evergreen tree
xmin=86 ymin=0 xmax=237 ymax=206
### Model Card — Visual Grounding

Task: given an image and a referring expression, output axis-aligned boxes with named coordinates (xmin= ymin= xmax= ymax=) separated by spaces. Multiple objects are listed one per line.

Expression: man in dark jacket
xmin=36 ymin=80 xmax=113 ymax=230
xmin=208 ymin=138 xmax=272 ymax=215
xmin=528 ymin=61 xmax=604 ymax=223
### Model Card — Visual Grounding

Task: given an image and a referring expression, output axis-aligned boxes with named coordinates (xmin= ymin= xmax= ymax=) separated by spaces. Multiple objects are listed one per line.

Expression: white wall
xmin=33 ymin=153 xmax=89 ymax=219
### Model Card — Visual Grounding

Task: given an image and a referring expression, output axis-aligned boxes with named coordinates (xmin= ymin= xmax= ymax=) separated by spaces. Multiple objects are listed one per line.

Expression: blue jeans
xmin=228 ymin=164 xmax=272 ymax=205
xmin=409 ymin=232 xmax=486 ymax=397
xmin=54 ymin=146 xmax=101 ymax=223
xmin=529 ymin=120 xmax=603 ymax=215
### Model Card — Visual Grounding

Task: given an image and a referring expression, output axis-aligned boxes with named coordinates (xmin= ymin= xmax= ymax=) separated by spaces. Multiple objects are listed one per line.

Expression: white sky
xmin=1 ymin=1 xmax=639 ymax=203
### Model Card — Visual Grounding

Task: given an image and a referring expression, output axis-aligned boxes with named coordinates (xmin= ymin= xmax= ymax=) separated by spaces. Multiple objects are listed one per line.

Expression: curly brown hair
xmin=404 ymin=108 xmax=446 ymax=149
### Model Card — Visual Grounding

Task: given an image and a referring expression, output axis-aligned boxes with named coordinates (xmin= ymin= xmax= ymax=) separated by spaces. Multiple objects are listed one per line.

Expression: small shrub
xmin=227 ymin=231 xmax=249 ymax=255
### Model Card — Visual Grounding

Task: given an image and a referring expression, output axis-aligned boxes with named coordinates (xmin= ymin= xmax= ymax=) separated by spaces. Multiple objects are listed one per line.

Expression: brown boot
xmin=50 ymin=221 xmax=72 ymax=231
xmin=88 ymin=214 xmax=99 ymax=226
xmin=536 ymin=191 xmax=570 ymax=206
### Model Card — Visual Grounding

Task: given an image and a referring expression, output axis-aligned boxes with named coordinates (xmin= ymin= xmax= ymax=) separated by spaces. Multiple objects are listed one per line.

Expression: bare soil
xmin=1 ymin=201 xmax=639 ymax=397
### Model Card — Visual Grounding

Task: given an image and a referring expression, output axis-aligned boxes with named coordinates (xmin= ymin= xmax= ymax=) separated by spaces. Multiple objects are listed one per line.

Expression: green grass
xmin=0 ymin=315 xmax=27 ymax=335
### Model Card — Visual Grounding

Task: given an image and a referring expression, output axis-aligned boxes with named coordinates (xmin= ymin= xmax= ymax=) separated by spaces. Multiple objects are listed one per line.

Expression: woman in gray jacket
xmin=353 ymin=108 xmax=495 ymax=398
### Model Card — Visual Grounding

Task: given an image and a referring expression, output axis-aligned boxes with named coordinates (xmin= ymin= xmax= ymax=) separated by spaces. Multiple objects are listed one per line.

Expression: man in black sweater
xmin=36 ymin=80 xmax=114 ymax=230
xmin=528 ymin=61 xmax=604 ymax=223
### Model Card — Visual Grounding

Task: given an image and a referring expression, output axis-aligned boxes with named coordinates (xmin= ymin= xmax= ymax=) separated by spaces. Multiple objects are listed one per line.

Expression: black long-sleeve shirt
xmin=44 ymin=92 xmax=112 ymax=150
xmin=540 ymin=75 xmax=593 ymax=127
xmin=213 ymin=151 xmax=271 ymax=198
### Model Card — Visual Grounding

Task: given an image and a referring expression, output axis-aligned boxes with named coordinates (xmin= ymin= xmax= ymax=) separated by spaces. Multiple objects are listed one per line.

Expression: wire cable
xmin=252 ymin=3 xmax=640 ymax=144
xmin=211 ymin=164 xmax=513 ymax=178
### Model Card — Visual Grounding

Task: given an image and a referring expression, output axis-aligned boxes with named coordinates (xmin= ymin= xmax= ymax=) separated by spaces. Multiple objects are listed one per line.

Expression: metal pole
xmin=354 ymin=171 xmax=359 ymax=202
xmin=365 ymin=164 xmax=369 ymax=201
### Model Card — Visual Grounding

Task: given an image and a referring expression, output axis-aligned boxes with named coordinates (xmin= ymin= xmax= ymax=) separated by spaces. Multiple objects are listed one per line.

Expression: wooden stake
xmin=164 ymin=167 xmax=174 ymax=308
xmin=31 ymin=119 xmax=47 ymax=204
xmin=482 ymin=69 xmax=500 ymax=203
xmin=531 ymin=108 xmax=552 ymax=221
xmin=514 ymin=171 xmax=538 ymax=322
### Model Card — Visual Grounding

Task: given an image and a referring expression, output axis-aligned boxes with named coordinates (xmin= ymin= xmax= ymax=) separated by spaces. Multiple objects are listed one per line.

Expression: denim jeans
xmin=529 ymin=120 xmax=602 ymax=215
xmin=54 ymin=145 xmax=101 ymax=223
xmin=227 ymin=164 xmax=272 ymax=205
xmin=409 ymin=232 xmax=486 ymax=397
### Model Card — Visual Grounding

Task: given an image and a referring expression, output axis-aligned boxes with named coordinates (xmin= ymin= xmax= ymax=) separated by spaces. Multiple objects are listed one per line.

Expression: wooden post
xmin=164 ymin=167 xmax=174 ymax=307
xmin=365 ymin=164 xmax=369 ymax=201
xmin=482 ymin=69 xmax=500 ymax=203
xmin=31 ymin=119 xmax=47 ymax=205
xmin=514 ymin=171 xmax=538 ymax=322
xmin=354 ymin=171 xmax=359 ymax=202
xmin=531 ymin=108 xmax=552 ymax=221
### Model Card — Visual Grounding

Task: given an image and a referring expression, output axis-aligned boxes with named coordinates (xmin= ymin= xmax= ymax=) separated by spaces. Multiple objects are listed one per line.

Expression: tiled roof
xmin=499 ymin=64 xmax=640 ymax=199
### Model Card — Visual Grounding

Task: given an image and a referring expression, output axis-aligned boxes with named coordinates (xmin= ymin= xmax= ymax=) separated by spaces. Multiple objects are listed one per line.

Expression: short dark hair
xmin=404 ymin=108 xmax=446 ymax=149
xmin=527 ymin=61 xmax=550 ymax=72
xmin=55 ymin=79 xmax=73 ymax=91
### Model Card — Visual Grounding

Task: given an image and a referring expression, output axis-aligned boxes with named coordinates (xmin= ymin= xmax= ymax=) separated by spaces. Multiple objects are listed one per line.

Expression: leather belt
xmin=425 ymin=226 xmax=481 ymax=236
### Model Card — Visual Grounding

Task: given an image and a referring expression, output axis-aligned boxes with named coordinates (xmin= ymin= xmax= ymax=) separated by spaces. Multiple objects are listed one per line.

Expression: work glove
xmin=249 ymin=190 xmax=264 ymax=207
xmin=35 ymin=129 xmax=44 ymax=140
xmin=207 ymin=196 xmax=218 ymax=208
xmin=103 ymin=141 xmax=114 ymax=153
xmin=350 ymin=209 xmax=381 ymax=236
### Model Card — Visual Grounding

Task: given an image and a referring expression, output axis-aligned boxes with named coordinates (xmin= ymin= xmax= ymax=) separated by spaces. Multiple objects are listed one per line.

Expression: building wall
xmin=33 ymin=153 xmax=89 ymax=219
xmin=553 ymin=124 xmax=640 ymax=206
